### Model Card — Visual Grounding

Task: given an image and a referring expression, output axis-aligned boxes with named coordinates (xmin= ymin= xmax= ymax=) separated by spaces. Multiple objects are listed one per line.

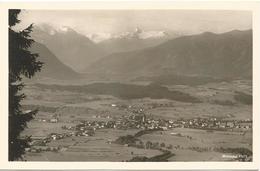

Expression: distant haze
xmin=17 ymin=10 xmax=251 ymax=36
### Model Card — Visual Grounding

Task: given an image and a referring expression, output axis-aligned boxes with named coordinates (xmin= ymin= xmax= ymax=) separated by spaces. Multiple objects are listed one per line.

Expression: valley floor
xmin=21 ymin=79 xmax=252 ymax=161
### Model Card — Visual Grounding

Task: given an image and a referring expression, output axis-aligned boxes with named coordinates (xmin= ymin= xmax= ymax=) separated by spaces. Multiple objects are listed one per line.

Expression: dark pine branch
xmin=9 ymin=9 xmax=43 ymax=161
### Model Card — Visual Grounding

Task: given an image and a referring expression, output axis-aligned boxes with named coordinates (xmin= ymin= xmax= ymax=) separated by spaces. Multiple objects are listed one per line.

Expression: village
xmin=26 ymin=103 xmax=252 ymax=157
xmin=59 ymin=102 xmax=252 ymax=134
xmin=64 ymin=113 xmax=252 ymax=135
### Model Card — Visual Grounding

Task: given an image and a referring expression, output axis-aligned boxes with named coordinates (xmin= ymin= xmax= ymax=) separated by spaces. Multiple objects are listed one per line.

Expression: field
xmin=21 ymin=79 xmax=252 ymax=161
xmin=138 ymin=128 xmax=252 ymax=161
xmin=25 ymin=129 xmax=161 ymax=161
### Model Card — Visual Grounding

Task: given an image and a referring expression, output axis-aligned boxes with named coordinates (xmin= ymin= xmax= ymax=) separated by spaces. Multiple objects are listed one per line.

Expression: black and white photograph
xmin=7 ymin=8 xmax=254 ymax=162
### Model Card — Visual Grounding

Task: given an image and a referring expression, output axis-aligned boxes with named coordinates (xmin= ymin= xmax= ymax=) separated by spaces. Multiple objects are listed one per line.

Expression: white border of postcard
xmin=0 ymin=1 xmax=259 ymax=170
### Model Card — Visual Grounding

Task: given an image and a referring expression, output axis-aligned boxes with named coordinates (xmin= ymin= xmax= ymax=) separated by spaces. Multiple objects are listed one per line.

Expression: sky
xmin=16 ymin=10 xmax=252 ymax=36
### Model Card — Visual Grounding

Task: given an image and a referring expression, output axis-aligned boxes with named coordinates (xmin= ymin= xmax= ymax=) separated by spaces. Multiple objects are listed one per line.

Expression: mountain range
xmin=31 ymin=25 xmax=173 ymax=72
xmin=97 ymin=27 xmax=177 ymax=54
xmin=30 ymin=24 xmax=252 ymax=81
xmin=31 ymin=25 xmax=105 ymax=72
xmin=86 ymin=29 xmax=252 ymax=79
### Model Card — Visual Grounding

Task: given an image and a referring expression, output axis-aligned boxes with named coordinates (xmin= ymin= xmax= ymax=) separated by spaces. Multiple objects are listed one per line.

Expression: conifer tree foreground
xmin=9 ymin=9 xmax=43 ymax=161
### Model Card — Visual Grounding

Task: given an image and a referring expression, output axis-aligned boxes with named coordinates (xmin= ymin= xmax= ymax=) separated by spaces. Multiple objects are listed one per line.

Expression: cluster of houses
xmin=27 ymin=132 xmax=73 ymax=153
xmin=111 ymin=104 xmax=252 ymax=131
xmin=36 ymin=117 xmax=58 ymax=123
xmin=31 ymin=107 xmax=252 ymax=154
xmin=92 ymin=114 xmax=111 ymax=119
xmin=69 ymin=114 xmax=150 ymax=132
xmin=174 ymin=118 xmax=252 ymax=130
xmin=113 ymin=102 xmax=175 ymax=111
xmin=26 ymin=145 xmax=60 ymax=153
xmin=61 ymin=112 xmax=252 ymax=137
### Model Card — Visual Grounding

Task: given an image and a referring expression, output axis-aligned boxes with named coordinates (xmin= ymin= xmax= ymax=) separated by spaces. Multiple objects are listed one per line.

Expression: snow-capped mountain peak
xmin=35 ymin=24 xmax=76 ymax=36
xmin=86 ymin=28 xmax=169 ymax=43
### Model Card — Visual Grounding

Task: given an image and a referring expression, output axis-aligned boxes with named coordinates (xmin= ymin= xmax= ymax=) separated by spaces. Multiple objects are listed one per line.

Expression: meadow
xmin=21 ymin=79 xmax=252 ymax=161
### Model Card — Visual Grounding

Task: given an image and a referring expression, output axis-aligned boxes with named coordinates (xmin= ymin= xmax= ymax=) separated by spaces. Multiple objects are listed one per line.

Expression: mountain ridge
xmin=31 ymin=24 xmax=106 ymax=72
xmin=85 ymin=29 xmax=252 ymax=79
xmin=30 ymin=42 xmax=81 ymax=80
